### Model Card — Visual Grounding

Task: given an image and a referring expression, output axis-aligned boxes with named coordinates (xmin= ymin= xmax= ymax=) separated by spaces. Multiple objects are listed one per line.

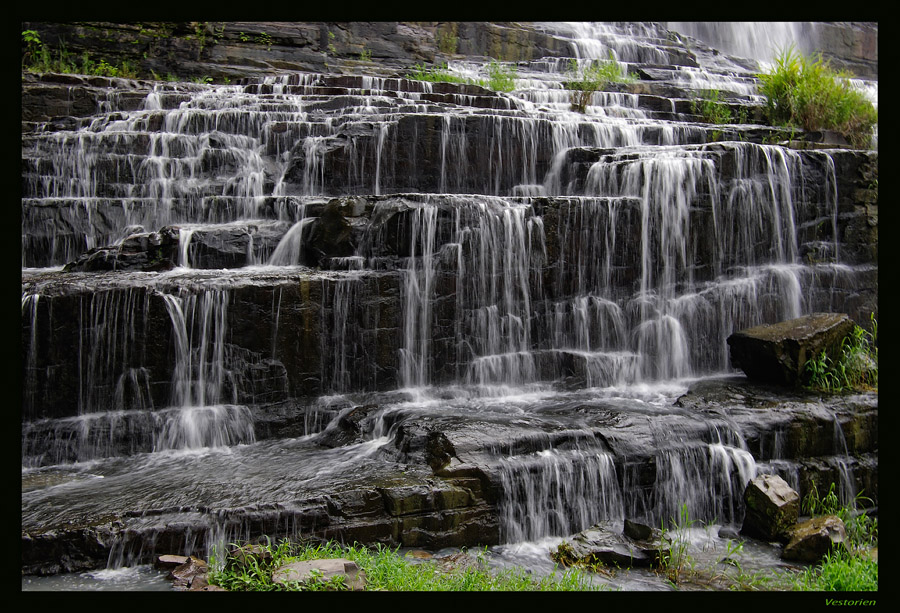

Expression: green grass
xmin=407 ymin=62 xmax=477 ymax=86
xmin=792 ymin=550 xmax=877 ymax=591
xmin=564 ymin=53 xmax=637 ymax=113
xmin=804 ymin=314 xmax=877 ymax=393
xmin=406 ymin=60 xmax=517 ymax=94
xmin=209 ymin=539 xmax=604 ymax=591
xmin=789 ymin=482 xmax=878 ymax=591
xmin=757 ymin=46 xmax=877 ymax=148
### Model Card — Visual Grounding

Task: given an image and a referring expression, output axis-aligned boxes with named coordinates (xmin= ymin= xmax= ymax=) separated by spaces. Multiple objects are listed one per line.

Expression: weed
xmin=486 ymin=60 xmax=517 ymax=92
xmin=564 ymin=52 xmax=636 ymax=113
xmin=436 ymin=26 xmax=458 ymax=55
xmin=256 ymin=32 xmax=273 ymax=51
xmin=327 ymin=31 xmax=337 ymax=56
xmin=359 ymin=47 xmax=372 ymax=62
xmin=803 ymin=314 xmax=877 ymax=393
xmin=792 ymin=548 xmax=877 ymax=591
xmin=656 ymin=503 xmax=697 ymax=583
xmin=407 ymin=62 xmax=478 ymax=86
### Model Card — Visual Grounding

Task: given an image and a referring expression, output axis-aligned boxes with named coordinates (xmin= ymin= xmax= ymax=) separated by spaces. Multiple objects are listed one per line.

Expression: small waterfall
xmin=498 ymin=445 xmax=624 ymax=542
xmin=268 ymin=217 xmax=313 ymax=266
xmin=161 ymin=289 xmax=233 ymax=409
xmin=399 ymin=204 xmax=438 ymax=390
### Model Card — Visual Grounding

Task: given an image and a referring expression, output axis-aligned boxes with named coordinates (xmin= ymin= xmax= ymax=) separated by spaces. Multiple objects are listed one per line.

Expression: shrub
xmin=564 ymin=52 xmax=636 ymax=113
xmin=486 ymin=60 xmax=517 ymax=92
xmin=757 ymin=46 xmax=877 ymax=148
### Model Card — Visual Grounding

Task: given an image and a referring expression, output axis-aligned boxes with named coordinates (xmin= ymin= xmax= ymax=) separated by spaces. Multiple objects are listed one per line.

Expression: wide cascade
xmin=21 ymin=21 xmax=877 ymax=579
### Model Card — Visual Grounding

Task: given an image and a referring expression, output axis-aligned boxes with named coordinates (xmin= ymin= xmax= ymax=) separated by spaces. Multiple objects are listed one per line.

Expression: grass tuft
xmin=757 ymin=45 xmax=877 ymax=148
xmin=208 ymin=539 xmax=605 ymax=591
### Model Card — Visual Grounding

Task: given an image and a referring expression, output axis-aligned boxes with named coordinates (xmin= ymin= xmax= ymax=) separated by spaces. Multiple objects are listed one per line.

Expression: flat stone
xmin=272 ymin=558 xmax=367 ymax=591
xmin=156 ymin=554 xmax=189 ymax=569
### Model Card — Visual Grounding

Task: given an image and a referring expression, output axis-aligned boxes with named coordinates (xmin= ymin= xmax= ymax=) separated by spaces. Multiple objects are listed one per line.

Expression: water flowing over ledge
xmin=21 ymin=21 xmax=877 ymax=585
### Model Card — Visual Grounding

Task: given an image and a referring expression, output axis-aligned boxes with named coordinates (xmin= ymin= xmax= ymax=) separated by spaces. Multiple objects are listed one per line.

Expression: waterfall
xmin=161 ymin=289 xmax=233 ymax=408
xmin=20 ymin=21 xmax=876 ymax=579
xmin=498 ymin=447 xmax=624 ymax=542
xmin=665 ymin=22 xmax=819 ymax=64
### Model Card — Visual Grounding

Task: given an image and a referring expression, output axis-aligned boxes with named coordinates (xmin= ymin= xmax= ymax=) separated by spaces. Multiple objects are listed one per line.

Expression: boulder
xmin=740 ymin=474 xmax=800 ymax=541
xmin=169 ymin=556 xmax=209 ymax=590
xmin=552 ymin=520 xmax=667 ymax=569
xmin=272 ymin=558 xmax=367 ymax=591
xmin=727 ymin=313 xmax=856 ymax=387
xmin=782 ymin=515 xmax=848 ymax=562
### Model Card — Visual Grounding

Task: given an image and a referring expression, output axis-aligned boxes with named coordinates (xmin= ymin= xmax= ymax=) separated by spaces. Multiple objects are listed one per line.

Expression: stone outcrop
xmin=727 ymin=313 xmax=857 ymax=387
xmin=741 ymin=474 xmax=800 ymax=541
xmin=782 ymin=515 xmax=848 ymax=562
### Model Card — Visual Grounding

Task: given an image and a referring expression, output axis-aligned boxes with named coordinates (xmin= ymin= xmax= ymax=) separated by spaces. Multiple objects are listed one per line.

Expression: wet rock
xmin=169 ymin=556 xmax=209 ymax=590
xmin=782 ymin=515 xmax=848 ymax=562
xmin=272 ymin=558 xmax=367 ymax=591
xmin=741 ymin=474 xmax=800 ymax=542
xmin=727 ymin=313 xmax=857 ymax=387
xmin=623 ymin=518 xmax=654 ymax=541
xmin=552 ymin=520 xmax=667 ymax=569
xmin=63 ymin=227 xmax=180 ymax=272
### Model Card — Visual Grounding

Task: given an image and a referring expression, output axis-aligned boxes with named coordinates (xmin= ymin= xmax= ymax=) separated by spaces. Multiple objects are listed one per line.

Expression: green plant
xmin=792 ymin=549 xmax=877 ymax=591
xmin=656 ymin=503 xmax=698 ymax=583
xmin=692 ymin=89 xmax=733 ymax=124
xmin=209 ymin=538 xmax=604 ymax=591
xmin=803 ymin=483 xmax=878 ymax=549
xmin=803 ymin=315 xmax=877 ymax=393
xmin=757 ymin=45 xmax=877 ymax=148
xmin=327 ymin=31 xmax=337 ymax=55
xmin=359 ymin=47 xmax=372 ymax=62
xmin=436 ymin=26 xmax=458 ymax=55
xmin=407 ymin=62 xmax=479 ymax=86
xmin=564 ymin=52 xmax=636 ymax=113
xmin=255 ymin=32 xmax=273 ymax=51
xmin=239 ymin=32 xmax=251 ymax=43
xmin=486 ymin=60 xmax=517 ymax=92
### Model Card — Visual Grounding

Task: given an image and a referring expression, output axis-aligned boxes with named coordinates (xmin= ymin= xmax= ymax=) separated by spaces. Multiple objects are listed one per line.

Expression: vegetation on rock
xmin=563 ymin=53 xmax=636 ymax=113
xmin=791 ymin=483 xmax=878 ymax=591
xmin=757 ymin=46 xmax=877 ymax=148
xmin=803 ymin=314 xmax=877 ymax=393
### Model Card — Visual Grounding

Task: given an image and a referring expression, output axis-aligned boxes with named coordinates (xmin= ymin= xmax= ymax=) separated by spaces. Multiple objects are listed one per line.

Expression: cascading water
xmin=21 ymin=21 xmax=877 ymax=587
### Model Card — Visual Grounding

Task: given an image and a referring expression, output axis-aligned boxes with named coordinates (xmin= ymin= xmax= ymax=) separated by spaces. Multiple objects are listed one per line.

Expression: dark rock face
xmin=727 ymin=313 xmax=857 ymax=387
xmin=740 ymin=474 xmax=800 ymax=541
